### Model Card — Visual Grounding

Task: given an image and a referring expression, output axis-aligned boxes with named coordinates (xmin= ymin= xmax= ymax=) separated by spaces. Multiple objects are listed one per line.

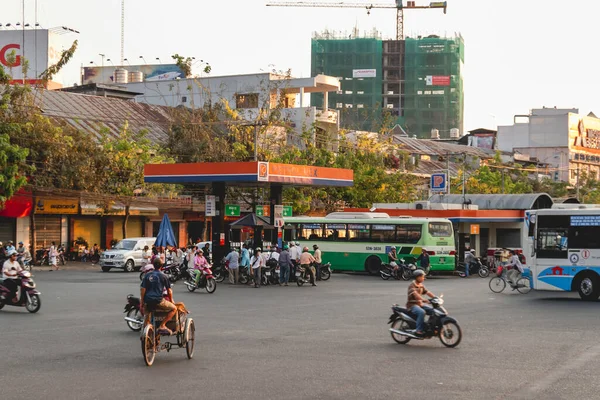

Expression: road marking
xmin=516 ymin=344 xmax=600 ymax=397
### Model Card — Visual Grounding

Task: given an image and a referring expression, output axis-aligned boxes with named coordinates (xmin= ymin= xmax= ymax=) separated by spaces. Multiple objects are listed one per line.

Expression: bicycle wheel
xmin=489 ymin=277 xmax=506 ymax=293
xmin=516 ymin=277 xmax=531 ymax=294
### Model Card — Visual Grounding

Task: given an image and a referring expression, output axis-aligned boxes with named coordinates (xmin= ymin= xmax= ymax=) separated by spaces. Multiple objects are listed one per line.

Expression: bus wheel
xmin=576 ymin=273 xmax=600 ymax=301
xmin=365 ymin=256 xmax=382 ymax=275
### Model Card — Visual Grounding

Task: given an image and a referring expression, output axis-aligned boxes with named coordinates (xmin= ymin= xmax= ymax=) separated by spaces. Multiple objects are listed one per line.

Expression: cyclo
xmin=141 ymin=303 xmax=195 ymax=366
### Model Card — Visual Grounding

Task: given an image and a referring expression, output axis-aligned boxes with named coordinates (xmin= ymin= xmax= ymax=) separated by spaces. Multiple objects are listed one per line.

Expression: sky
xmin=2 ymin=0 xmax=599 ymax=132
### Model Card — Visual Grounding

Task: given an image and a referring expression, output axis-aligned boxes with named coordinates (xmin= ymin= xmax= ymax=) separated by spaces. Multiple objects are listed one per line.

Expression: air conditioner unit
xmin=414 ymin=201 xmax=430 ymax=210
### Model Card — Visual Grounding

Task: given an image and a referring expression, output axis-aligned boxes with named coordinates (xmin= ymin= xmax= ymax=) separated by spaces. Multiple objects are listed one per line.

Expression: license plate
xmin=295 ymin=272 xmax=301 ymax=277
xmin=439 ymin=258 xmax=445 ymax=264
xmin=265 ymin=272 xmax=271 ymax=276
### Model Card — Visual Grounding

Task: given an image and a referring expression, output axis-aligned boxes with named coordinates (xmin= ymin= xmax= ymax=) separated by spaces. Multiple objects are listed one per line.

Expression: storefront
xmin=0 ymin=190 xmax=33 ymax=244
xmin=33 ymin=197 xmax=77 ymax=251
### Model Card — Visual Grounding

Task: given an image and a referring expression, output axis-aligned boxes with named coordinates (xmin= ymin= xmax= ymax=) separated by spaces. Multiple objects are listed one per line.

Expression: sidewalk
xmin=32 ymin=261 xmax=102 ymax=271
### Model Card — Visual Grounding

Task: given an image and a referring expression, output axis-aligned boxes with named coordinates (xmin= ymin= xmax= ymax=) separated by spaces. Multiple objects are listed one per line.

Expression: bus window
xmin=569 ymin=226 xmax=600 ymax=249
xmin=537 ymin=228 xmax=568 ymax=259
xmin=371 ymin=225 xmax=396 ymax=242
xmin=428 ymin=222 xmax=452 ymax=238
xmin=325 ymin=224 xmax=347 ymax=241
xmin=347 ymin=224 xmax=370 ymax=242
xmin=397 ymin=225 xmax=422 ymax=244
xmin=299 ymin=224 xmax=323 ymax=241
xmin=283 ymin=224 xmax=297 ymax=242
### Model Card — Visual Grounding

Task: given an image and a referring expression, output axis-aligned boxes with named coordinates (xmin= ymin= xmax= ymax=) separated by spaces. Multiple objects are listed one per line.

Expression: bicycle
xmin=488 ymin=267 xmax=531 ymax=294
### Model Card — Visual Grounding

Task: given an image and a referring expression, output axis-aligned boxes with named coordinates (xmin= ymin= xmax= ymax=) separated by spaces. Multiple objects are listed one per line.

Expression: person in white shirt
xmin=2 ymin=250 xmax=22 ymax=302
xmin=289 ymin=242 xmax=300 ymax=281
xmin=225 ymin=248 xmax=240 ymax=284
xmin=250 ymin=248 xmax=265 ymax=288
xmin=267 ymin=246 xmax=280 ymax=262
xmin=313 ymin=244 xmax=323 ymax=281
xmin=506 ymin=250 xmax=524 ymax=287
xmin=49 ymin=241 xmax=59 ymax=271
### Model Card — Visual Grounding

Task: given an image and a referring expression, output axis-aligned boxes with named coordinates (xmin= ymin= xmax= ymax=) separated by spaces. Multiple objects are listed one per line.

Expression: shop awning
xmin=0 ymin=191 xmax=33 ymax=218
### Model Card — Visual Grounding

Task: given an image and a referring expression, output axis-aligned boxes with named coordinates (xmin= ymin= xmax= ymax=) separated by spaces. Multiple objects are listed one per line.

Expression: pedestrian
xmin=158 ymin=246 xmax=166 ymax=265
xmin=418 ymin=248 xmax=430 ymax=275
xmin=313 ymin=244 xmax=323 ymax=281
xmin=225 ymin=247 xmax=240 ymax=284
xmin=49 ymin=241 xmax=59 ymax=271
xmin=240 ymin=243 xmax=250 ymax=281
xmin=250 ymin=247 xmax=265 ymax=288
xmin=278 ymin=244 xmax=292 ymax=286
xmin=81 ymin=246 xmax=89 ymax=263
xmin=299 ymin=246 xmax=317 ymax=286
xmin=289 ymin=241 xmax=299 ymax=281
xmin=142 ymin=245 xmax=151 ymax=266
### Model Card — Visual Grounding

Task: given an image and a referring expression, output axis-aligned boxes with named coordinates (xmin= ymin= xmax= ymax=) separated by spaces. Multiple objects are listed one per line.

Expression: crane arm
xmin=266 ymin=2 xmax=396 ymax=8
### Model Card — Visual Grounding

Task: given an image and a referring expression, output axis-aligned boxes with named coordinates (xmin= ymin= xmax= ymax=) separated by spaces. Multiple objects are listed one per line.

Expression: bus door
xmin=534 ymin=214 xmax=569 ymax=291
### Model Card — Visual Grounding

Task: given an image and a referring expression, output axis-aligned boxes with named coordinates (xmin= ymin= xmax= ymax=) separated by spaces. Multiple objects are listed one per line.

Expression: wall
xmin=16 ymin=216 xmax=30 ymax=246
xmin=528 ymin=113 xmax=569 ymax=147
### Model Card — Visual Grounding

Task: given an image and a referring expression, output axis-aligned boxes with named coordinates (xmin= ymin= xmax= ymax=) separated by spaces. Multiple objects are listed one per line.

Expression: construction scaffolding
xmin=311 ymin=31 xmax=384 ymax=131
xmin=402 ymin=34 xmax=464 ymax=138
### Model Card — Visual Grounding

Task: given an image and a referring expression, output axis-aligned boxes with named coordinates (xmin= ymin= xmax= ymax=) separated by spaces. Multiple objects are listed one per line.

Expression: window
xmin=397 ymin=225 xmax=422 ymax=244
xmin=298 ymin=223 xmax=323 ymax=241
xmin=325 ymin=224 xmax=347 ymax=241
xmin=371 ymin=225 xmax=396 ymax=242
xmin=345 ymin=91 xmax=353 ymax=94
xmin=569 ymin=215 xmax=600 ymax=249
xmin=345 ymin=104 xmax=353 ymax=108
xmin=336 ymin=103 xmax=343 ymax=108
xmin=347 ymin=224 xmax=370 ymax=242
xmin=537 ymin=228 xmax=568 ymax=259
xmin=357 ymin=91 xmax=364 ymax=94
xmin=235 ymin=93 xmax=259 ymax=109
xmin=428 ymin=222 xmax=452 ymax=237
xmin=357 ymin=104 xmax=364 ymax=108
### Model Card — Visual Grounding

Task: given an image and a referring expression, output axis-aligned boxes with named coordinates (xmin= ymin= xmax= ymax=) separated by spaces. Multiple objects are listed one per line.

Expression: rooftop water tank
xmin=129 ymin=71 xmax=143 ymax=83
xmin=114 ymin=68 xmax=129 ymax=84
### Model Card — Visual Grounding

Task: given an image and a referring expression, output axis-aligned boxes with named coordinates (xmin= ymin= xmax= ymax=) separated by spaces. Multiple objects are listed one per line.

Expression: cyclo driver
xmin=140 ymin=258 xmax=177 ymax=335
xmin=406 ymin=269 xmax=436 ymax=337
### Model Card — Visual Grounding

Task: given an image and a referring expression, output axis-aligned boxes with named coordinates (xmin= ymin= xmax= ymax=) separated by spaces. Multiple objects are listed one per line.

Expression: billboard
xmin=82 ymin=64 xmax=185 ymax=85
xmin=0 ymin=29 xmax=70 ymax=85
xmin=425 ymin=75 xmax=451 ymax=86
xmin=352 ymin=69 xmax=377 ymax=78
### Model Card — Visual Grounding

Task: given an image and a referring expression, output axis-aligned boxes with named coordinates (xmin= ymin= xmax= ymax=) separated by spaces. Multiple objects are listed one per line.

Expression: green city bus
xmin=284 ymin=212 xmax=456 ymax=274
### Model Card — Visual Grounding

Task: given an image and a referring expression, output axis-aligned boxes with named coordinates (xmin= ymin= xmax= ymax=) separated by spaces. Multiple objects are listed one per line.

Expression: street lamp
xmin=139 ymin=56 xmax=147 ymax=64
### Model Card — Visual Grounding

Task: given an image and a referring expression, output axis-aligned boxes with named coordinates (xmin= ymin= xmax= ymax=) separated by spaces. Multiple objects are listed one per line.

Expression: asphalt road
xmin=1 ymin=269 xmax=599 ymax=400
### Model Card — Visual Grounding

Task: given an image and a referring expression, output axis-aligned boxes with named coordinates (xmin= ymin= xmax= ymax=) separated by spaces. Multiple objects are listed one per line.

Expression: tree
xmin=0 ymin=132 xmax=29 ymax=207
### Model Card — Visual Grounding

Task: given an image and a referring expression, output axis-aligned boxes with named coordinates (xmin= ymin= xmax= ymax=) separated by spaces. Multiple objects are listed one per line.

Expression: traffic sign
xmin=430 ymin=173 xmax=447 ymax=193
xmin=225 ymin=204 xmax=240 ymax=217
xmin=274 ymin=205 xmax=284 ymax=228
xmin=205 ymin=195 xmax=216 ymax=217
xmin=282 ymin=206 xmax=292 ymax=217
xmin=255 ymin=205 xmax=270 ymax=217
xmin=470 ymin=224 xmax=480 ymax=235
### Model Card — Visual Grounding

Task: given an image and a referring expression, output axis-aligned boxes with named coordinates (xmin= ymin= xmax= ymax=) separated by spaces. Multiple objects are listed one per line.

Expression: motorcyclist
xmin=193 ymin=249 xmax=210 ymax=286
xmin=464 ymin=249 xmax=477 ymax=277
xmin=406 ymin=269 xmax=436 ymax=337
xmin=16 ymin=242 xmax=31 ymax=267
xmin=313 ymin=244 xmax=322 ymax=281
xmin=417 ymin=248 xmax=431 ymax=275
xmin=2 ymin=249 xmax=23 ymax=303
xmin=388 ymin=247 xmax=400 ymax=275
xmin=6 ymin=241 xmax=15 ymax=253
xmin=140 ymin=258 xmax=177 ymax=335
xmin=299 ymin=246 xmax=317 ymax=286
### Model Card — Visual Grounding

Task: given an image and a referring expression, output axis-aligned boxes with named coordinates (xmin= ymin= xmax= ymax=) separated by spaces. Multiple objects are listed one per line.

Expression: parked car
xmin=100 ymin=237 xmax=156 ymax=273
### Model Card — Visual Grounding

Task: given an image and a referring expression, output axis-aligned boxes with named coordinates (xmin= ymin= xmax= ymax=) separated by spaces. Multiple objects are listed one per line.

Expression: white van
xmin=100 ymin=237 xmax=156 ymax=272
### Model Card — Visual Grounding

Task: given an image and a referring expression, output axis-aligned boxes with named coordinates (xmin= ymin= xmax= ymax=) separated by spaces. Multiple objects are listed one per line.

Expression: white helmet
xmin=413 ymin=269 xmax=426 ymax=277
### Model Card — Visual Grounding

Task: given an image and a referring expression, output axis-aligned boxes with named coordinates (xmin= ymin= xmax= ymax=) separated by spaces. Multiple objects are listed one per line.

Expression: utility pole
xmin=576 ymin=163 xmax=580 ymax=201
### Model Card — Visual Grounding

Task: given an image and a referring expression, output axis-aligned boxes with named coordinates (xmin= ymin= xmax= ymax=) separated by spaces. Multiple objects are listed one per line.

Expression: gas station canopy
xmin=144 ymin=161 xmax=354 ymax=187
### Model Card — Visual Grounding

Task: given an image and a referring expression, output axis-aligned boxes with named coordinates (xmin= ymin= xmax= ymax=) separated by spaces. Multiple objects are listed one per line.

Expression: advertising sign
xmin=425 ymin=75 xmax=451 ymax=86
xmin=35 ymin=198 xmax=78 ymax=214
xmin=257 ymin=162 xmax=269 ymax=182
xmin=274 ymin=205 xmax=284 ymax=228
xmin=82 ymin=63 xmax=185 ymax=85
xmin=205 ymin=195 xmax=216 ymax=217
xmin=0 ymin=29 xmax=69 ymax=84
xmin=430 ymin=173 xmax=447 ymax=193
xmin=352 ymin=69 xmax=377 ymax=78
xmin=470 ymin=224 xmax=480 ymax=235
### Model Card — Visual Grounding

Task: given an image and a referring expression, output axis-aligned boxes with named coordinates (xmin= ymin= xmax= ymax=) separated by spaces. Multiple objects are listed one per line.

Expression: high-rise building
xmin=311 ymin=31 xmax=464 ymax=137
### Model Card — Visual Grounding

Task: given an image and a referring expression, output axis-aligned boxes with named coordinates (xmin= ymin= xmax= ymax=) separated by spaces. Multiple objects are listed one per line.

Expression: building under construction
xmin=311 ymin=30 xmax=464 ymax=137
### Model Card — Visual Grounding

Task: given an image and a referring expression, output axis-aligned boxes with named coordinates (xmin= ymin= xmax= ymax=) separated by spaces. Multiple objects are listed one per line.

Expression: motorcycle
xmin=213 ymin=258 xmax=227 ymax=283
xmin=184 ymin=266 xmax=217 ymax=294
xmin=457 ymin=257 xmax=489 ymax=278
xmin=296 ymin=263 xmax=317 ymax=287
xmin=0 ymin=270 xmax=42 ymax=313
xmin=123 ymin=294 xmax=143 ymax=331
xmin=387 ymin=295 xmax=462 ymax=348
xmin=319 ymin=262 xmax=332 ymax=281
xmin=35 ymin=249 xmax=49 ymax=266
xmin=162 ymin=264 xmax=181 ymax=283
xmin=265 ymin=258 xmax=279 ymax=285
xmin=380 ymin=261 xmax=401 ymax=280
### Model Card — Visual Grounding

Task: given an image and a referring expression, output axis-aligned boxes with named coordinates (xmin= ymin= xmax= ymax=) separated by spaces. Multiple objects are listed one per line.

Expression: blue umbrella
xmin=155 ymin=213 xmax=177 ymax=247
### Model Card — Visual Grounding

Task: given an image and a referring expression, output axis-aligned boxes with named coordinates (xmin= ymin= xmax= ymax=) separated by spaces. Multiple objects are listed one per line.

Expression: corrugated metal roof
xmin=35 ymin=90 xmax=172 ymax=142
xmin=428 ymin=193 xmax=553 ymax=210
xmin=393 ymin=136 xmax=502 ymax=158
xmin=412 ymin=160 xmax=460 ymax=176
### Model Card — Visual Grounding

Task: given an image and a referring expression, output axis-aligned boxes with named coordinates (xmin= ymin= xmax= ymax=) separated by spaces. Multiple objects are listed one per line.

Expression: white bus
xmin=525 ymin=206 xmax=600 ymax=300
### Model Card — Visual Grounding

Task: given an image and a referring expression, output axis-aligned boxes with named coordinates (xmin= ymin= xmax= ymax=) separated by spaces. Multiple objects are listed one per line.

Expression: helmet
xmin=198 ymin=249 xmax=204 ymax=254
xmin=413 ymin=269 xmax=426 ymax=277
xmin=390 ymin=262 xmax=398 ymax=267
xmin=7 ymin=249 xmax=17 ymax=257
xmin=303 ymin=246 xmax=309 ymax=252
xmin=18 ymin=241 xmax=23 ymax=245
xmin=313 ymin=244 xmax=318 ymax=250
xmin=8 ymin=240 xmax=13 ymax=244
xmin=421 ymin=248 xmax=427 ymax=252
xmin=255 ymin=247 xmax=262 ymax=252
xmin=470 ymin=249 xmax=476 ymax=253
xmin=283 ymin=245 xmax=289 ymax=250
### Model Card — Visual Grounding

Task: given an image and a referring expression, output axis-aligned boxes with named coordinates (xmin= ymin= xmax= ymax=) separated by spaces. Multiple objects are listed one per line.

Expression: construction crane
xmin=121 ymin=0 xmax=125 ymax=65
xmin=266 ymin=1 xmax=447 ymax=41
